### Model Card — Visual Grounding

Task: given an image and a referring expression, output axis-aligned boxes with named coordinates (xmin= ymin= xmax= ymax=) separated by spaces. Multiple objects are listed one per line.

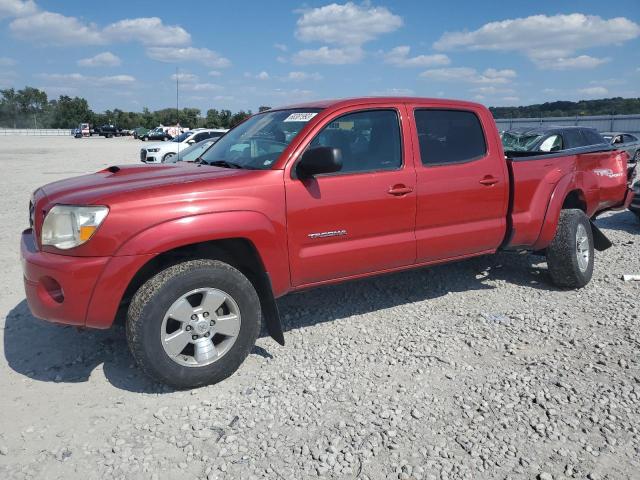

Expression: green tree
xmin=50 ymin=95 xmax=92 ymax=128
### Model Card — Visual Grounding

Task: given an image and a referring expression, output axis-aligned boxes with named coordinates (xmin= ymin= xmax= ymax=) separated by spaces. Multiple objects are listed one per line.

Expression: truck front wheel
xmin=126 ymin=259 xmax=261 ymax=388
xmin=546 ymin=209 xmax=594 ymax=288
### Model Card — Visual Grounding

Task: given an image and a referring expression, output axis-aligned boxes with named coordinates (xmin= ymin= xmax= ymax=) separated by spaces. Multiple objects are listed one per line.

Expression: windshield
xmin=199 ymin=109 xmax=322 ymax=169
xmin=172 ymin=131 xmax=191 ymax=143
xmin=168 ymin=139 xmax=216 ymax=163
xmin=501 ymin=131 xmax=543 ymax=152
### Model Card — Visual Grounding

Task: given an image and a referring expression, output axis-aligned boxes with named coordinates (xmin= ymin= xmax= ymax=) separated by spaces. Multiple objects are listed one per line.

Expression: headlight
xmin=147 ymin=148 xmax=160 ymax=153
xmin=41 ymin=205 xmax=109 ymax=250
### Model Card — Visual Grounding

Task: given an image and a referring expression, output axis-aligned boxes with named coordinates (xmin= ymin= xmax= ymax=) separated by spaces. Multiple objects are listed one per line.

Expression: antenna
xmin=176 ymin=66 xmax=180 ymax=160
xmin=176 ymin=66 xmax=179 ymax=127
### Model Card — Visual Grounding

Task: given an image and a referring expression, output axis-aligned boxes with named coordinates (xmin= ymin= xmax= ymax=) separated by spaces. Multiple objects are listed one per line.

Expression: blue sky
xmin=1 ymin=0 xmax=639 ymax=113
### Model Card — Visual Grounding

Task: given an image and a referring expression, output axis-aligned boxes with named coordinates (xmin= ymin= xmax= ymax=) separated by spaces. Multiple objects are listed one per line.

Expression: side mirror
xmin=296 ymin=147 xmax=342 ymax=178
xmin=187 ymin=139 xmax=196 ymax=145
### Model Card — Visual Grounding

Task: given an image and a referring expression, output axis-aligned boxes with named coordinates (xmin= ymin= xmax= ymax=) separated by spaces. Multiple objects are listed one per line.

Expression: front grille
xmin=140 ymin=150 xmax=147 ymax=162
xmin=29 ymin=199 xmax=34 ymax=228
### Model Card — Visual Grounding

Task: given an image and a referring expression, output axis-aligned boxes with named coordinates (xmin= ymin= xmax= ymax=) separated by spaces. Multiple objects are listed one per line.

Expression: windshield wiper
xmin=206 ymin=160 xmax=245 ymax=169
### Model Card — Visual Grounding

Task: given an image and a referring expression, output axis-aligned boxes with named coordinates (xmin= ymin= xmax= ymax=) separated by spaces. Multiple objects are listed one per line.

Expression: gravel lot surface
xmin=1 ymin=136 xmax=639 ymax=480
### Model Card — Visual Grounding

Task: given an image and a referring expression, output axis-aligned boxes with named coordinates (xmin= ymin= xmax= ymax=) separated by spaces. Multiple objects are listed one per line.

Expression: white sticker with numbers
xmin=283 ymin=112 xmax=318 ymax=122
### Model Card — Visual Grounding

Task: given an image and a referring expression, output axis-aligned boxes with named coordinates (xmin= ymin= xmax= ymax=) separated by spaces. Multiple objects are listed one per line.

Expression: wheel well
xmin=114 ymin=238 xmax=269 ymax=325
xmin=562 ymin=190 xmax=587 ymax=212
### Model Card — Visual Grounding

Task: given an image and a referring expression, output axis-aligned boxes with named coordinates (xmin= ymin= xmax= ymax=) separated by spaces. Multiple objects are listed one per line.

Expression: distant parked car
xmin=132 ymin=127 xmax=149 ymax=140
xmin=72 ymin=128 xmax=82 ymax=138
xmin=502 ymin=126 xmax=608 ymax=154
xmin=140 ymin=127 xmax=172 ymax=142
xmin=141 ymin=128 xmax=227 ymax=163
xmin=95 ymin=124 xmax=124 ymax=138
xmin=602 ymin=132 xmax=640 ymax=167
xmin=163 ymin=138 xmax=219 ymax=163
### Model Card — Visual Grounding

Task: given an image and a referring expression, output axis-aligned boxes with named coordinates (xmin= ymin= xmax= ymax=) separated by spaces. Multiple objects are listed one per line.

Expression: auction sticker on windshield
xmin=284 ymin=112 xmax=318 ymax=122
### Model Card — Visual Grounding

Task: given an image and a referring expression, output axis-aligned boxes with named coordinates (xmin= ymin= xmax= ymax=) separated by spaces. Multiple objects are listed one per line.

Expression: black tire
xmin=546 ymin=209 xmax=594 ymax=288
xmin=162 ymin=153 xmax=175 ymax=163
xmin=126 ymin=259 xmax=262 ymax=389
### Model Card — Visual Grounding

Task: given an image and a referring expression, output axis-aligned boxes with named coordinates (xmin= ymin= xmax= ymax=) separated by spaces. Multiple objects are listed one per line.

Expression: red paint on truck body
xmin=21 ymin=97 xmax=631 ymax=330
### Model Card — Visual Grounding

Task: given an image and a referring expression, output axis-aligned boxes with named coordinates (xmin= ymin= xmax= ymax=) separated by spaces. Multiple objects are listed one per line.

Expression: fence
xmin=494 ymin=114 xmax=640 ymax=134
xmin=0 ymin=128 xmax=72 ymax=136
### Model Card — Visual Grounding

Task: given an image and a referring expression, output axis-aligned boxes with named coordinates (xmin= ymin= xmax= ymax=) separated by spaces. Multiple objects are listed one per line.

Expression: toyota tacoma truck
xmin=21 ymin=97 xmax=633 ymax=388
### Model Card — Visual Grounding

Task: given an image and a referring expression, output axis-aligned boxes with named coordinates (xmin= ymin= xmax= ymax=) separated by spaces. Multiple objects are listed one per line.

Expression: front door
xmin=285 ymin=107 xmax=417 ymax=286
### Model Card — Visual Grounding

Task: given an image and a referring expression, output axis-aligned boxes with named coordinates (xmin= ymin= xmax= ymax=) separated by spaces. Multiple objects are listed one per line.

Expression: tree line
xmin=489 ymin=97 xmax=640 ymax=119
xmin=3 ymin=86 xmax=640 ymax=129
xmin=0 ymin=86 xmax=269 ymax=130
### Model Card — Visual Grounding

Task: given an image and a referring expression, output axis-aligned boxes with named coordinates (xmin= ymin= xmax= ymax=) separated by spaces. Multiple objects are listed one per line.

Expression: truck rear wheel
xmin=546 ymin=209 xmax=594 ymax=288
xmin=126 ymin=259 xmax=261 ymax=389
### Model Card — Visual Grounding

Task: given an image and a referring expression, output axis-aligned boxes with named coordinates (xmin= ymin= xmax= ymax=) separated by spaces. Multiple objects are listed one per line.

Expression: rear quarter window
xmin=414 ymin=109 xmax=487 ymax=165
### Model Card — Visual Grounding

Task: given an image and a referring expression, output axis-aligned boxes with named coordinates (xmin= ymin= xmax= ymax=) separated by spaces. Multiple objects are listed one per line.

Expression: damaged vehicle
xmin=21 ymin=97 xmax=633 ymax=388
xmin=501 ymin=126 xmax=608 ymax=154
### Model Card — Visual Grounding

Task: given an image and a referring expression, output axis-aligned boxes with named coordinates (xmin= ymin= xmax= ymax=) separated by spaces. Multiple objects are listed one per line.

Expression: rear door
xmin=409 ymin=106 xmax=509 ymax=262
xmin=284 ymin=105 xmax=417 ymax=286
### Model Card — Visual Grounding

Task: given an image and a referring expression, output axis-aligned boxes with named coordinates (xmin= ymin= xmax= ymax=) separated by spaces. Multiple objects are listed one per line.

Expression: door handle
xmin=479 ymin=176 xmax=499 ymax=186
xmin=388 ymin=185 xmax=413 ymax=196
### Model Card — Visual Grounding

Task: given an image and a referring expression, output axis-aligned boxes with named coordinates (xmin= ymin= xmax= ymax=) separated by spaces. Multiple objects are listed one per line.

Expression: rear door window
xmin=414 ymin=109 xmax=487 ymax=165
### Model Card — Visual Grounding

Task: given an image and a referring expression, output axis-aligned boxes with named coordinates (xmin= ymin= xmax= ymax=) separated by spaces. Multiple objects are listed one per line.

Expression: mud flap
xmin=260 ymin=273 xmax=285 ymax=346
xmin=590 ymin=221 xmax=612 ymax=251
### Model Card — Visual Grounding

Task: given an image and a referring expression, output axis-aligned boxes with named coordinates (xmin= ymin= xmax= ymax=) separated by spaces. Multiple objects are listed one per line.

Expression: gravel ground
xmin=1 ymin=135 xmax=639 ymax=480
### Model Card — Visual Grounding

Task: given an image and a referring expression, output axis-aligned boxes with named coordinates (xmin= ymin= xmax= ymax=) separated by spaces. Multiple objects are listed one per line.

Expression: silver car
xmin=602 ymin=132 xmax=640 ymax=166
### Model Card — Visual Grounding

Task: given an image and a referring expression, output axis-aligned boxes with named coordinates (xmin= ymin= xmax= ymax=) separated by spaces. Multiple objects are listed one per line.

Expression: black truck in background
xmin=94 ymin=124 xmax=125 ymax=138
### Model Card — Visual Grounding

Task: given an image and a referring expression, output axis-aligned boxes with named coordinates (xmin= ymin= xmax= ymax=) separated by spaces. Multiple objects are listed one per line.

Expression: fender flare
xmin=113 ymin=211 xmax=289 ymax=344
xmin=531 ymin=174 xmax=577 ymax=250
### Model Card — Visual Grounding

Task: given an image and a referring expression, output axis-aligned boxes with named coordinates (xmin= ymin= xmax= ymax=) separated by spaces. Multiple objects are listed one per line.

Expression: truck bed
xmin=505 ymin=146 xmax=630 ymax=250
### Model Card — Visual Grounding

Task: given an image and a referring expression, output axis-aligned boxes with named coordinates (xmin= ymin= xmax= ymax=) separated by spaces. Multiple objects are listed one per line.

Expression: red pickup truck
xmin=21 ymin=97 xmax=632 ymax=388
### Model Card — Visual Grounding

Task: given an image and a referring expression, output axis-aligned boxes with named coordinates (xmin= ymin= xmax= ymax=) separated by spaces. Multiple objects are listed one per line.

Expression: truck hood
xmin=39 ymin=163 xmax=253 ymax=205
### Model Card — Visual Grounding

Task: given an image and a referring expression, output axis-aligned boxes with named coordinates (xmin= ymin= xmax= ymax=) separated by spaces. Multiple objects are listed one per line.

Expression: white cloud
xmin=208 ymin=71 xmax=222 ymax=77
xmin=274 ymin=43 xmax=288 ymax=52
xmin=292 ymin=2 xmax=401 ymax=65
xmin=292 ymin=46 xmax=363 ymax=65
xmin=433 ymin=14 xmax=640 ymax=69
xmin=5 ymin=3 xmax=192 ymax=48
xmin=471 ymin=86 xmax=516 ymax=95
xmin=296 ymin=2 xmax=402 ymax=45
xmin=0 ymin=56 xmax=16 ymax=66
xmin=578 ymin=86 xmax=608 ymax=96
xmin=38 ymin=72 xmax=136 ymax=86
xmin=420 ymin=67 xmax=517 ymax=84
xmin=10 ymin=11 xmax=105 ymax=45
xmin=77 ymin=51 xmax=121 ymax=67
xmin=534 ymin=55 xmax=609 ymax=70
xmin=0 ymin=0 xmax=36 ymax=19
xmin=371 ymin=88 xmax=415 ymax=96
xmin=285 ymin=71 xmax=323 ymax=81
xmin=170 ymin=72 xmax=198 ymax=82
xmin=146 ymin=47 xmax=231 ymax=68
xmin=244 ymin=71 xmax=270 ymax=80
xmin=383 ymin=46 xmax=450 ymax=68
xmin=102 ymin=17 xmax=190 ymax=46
xmin=501 ymin=96 xmax=520 ymax=103
xmin=181 ymin=83 xmax=223 ymax=92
